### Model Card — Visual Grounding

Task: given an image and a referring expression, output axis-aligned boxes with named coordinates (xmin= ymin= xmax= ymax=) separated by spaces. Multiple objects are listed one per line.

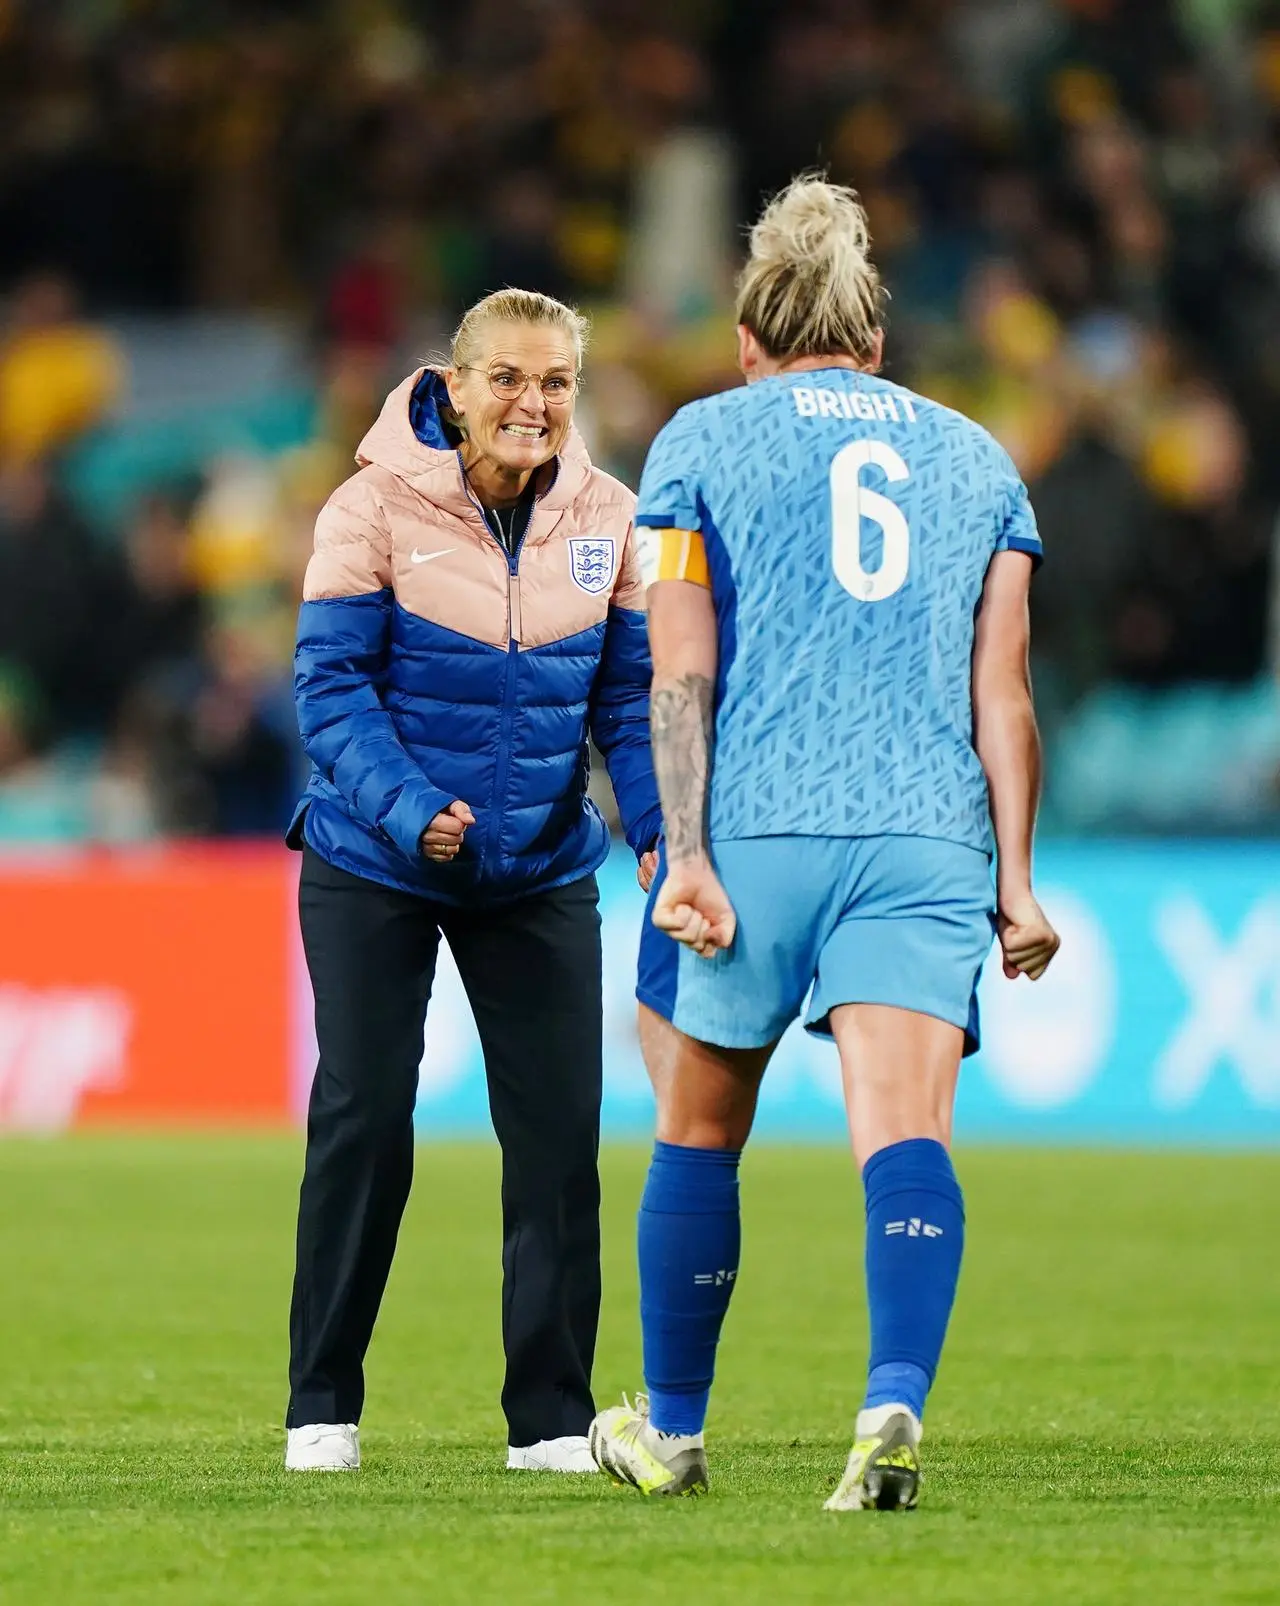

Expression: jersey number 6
xmin=830 ymin=438 xmax=910 ymax=603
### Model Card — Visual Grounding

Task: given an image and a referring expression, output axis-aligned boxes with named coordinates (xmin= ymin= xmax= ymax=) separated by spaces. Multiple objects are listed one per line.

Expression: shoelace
xmin=615 ymin=1392 xmax=651 ymax=1448
xmin=617 ymin=1393 xmax=692 ymax=1451
xmin=613 ymin=1387 xmax=645 ymax=1438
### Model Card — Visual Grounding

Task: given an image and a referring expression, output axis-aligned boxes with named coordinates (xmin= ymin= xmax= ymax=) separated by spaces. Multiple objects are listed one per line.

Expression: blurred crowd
xmin=2 ymin=0 xmax=1280 ymax=840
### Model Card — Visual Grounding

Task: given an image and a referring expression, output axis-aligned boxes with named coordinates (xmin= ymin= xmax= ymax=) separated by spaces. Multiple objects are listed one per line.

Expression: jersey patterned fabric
xmin=634 ymin=368 xmax=1042 ymax=855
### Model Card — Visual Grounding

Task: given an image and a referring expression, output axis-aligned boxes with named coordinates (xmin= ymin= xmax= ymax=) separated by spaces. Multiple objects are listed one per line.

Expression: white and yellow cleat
xmin=285 ymin=1422 xmax=360 ymax=1471
xmin=824 ymin=1404 xmax=922 ymax=1511
xmin=588 ymin=1394 xmax=709 ymax=1497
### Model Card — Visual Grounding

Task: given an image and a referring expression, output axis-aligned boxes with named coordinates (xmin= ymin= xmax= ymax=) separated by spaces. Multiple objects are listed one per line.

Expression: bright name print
xmin=792 ymin=386 xmax=917 ymax=424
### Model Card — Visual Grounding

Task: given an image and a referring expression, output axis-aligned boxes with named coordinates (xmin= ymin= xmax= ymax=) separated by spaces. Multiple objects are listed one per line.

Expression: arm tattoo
xmin=650 ymin=673 xmax=714 ymax=863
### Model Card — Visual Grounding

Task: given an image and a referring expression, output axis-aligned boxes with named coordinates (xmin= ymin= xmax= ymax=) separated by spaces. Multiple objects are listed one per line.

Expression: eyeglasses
xmin=460 ymin=365 xmax=580 ymax=403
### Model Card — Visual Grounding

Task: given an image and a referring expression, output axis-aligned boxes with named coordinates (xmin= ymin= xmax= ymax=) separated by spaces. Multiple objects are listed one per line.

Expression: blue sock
xmin=638 ymin=1141 xmax=742 ymax=1436
xmin=862 ymin=1138 xmax=965 ymax=1422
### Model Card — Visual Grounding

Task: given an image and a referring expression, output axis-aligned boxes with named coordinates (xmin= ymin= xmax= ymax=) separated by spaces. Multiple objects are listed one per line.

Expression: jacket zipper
xmin=456 ymin=455 xmax=543 ymax=877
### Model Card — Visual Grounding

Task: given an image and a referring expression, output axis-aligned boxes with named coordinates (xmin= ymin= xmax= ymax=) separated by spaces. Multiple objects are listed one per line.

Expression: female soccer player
xmin=590 ymin=177 xmax=1060 ymax=1509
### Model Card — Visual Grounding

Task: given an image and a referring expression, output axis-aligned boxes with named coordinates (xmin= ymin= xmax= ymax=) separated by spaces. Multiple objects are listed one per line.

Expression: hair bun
xmin=736 ymin=173 xmax=885 ymax=363
xmin=749 ymin=175 xmax=870 ymax=267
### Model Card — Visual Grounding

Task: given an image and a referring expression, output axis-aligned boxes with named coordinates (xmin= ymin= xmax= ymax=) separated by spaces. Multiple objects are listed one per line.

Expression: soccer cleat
xmin=506 ymin=1435 xmax=599 ymax=1472
xmin=285 ymin=1422 xmax=360 ymax=1471
xmin=823 ymin=1404 xmax=922 ymax=1511
xmin=588 ymin=1394 xmax=709 ymax=1497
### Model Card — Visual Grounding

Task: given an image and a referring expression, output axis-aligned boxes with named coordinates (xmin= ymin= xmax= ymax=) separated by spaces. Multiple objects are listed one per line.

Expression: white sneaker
xmin=285 ymin=1422 xmax=360 ymax=1471
xmin=506 ymin=1434 xmax=598 ymax=1472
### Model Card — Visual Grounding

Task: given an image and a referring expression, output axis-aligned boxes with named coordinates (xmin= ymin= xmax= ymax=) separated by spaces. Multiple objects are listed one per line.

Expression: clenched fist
xmin=997 ymin=892 xmax=1060 ymax=980
xmin=652 ymin=856 xmax=737 ymax=958
xmin=420 ymin=800 xmax=476 ymax=864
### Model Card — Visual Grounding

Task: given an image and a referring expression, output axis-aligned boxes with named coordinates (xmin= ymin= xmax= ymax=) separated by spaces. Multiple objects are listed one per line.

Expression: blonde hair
xmin=735 ymin=175 xmax=886 ymax=364
xmin=450 ymin=287 xmax=590 ymax=369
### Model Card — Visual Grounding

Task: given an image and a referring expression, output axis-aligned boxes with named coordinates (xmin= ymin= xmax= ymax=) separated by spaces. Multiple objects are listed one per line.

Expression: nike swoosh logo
xmin=410 ymin=548 xmax=455 ymax=564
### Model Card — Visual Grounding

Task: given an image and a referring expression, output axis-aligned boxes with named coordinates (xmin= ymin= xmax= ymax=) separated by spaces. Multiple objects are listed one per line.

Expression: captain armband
xmin=635 ymin=527 xmax=710 ymax=590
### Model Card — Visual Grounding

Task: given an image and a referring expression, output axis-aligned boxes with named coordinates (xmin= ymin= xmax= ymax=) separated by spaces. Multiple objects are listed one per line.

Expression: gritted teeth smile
xmin=502 ymin=424 xmax=547 ymax=438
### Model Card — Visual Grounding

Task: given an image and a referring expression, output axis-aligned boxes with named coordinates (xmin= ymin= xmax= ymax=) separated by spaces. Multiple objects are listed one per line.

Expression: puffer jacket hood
xmin=288 ymin=367 xmax=660 ymax=905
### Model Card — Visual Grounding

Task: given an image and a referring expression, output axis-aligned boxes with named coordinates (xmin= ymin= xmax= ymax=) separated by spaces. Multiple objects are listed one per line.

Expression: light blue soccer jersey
xmin=635 ymin=369 xmax=1042 ymax=852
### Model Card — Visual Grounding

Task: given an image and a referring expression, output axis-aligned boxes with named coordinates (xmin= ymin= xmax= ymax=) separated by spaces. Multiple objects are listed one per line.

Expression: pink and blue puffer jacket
xmin=287 ymin=368 xmax=660 ymax=904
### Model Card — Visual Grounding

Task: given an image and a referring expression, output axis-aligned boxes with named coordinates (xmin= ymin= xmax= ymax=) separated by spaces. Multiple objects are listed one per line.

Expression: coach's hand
xmin=652 ymin=855 xmax=736 ymax=958
xmin=420 ymin=800 xmax=475 ymax=864
xmin=997 ymin=892 xmax=1060 ymax=980
xmin=638 ymin=850 xmax=658 ymax=893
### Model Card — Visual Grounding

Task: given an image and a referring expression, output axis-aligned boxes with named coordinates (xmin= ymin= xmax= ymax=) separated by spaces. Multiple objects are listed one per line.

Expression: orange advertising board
xmin=0 ymin=844 xmax=293 ymax=1128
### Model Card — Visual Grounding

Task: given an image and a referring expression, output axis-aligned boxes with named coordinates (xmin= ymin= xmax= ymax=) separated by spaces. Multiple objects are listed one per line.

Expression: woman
xmin=588 ymin=176 xmax=1058 ymax=1507
xmin=283 ymin=289 xmax=661 ymax=1473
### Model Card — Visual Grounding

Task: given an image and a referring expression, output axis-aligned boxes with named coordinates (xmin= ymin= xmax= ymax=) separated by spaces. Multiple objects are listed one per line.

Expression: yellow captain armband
xmin=636 ymin=527 xmax=710 ymax=589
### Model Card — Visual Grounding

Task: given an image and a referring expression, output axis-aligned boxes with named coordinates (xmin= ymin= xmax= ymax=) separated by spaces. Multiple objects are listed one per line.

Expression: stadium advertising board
xmin=380 ymin=842 xmax=1280 ymax=1144
xmin=1 ymin=841 xmax=1278 ymax=1141
xmin=0 ymin=845 xmax=291 ymax=1129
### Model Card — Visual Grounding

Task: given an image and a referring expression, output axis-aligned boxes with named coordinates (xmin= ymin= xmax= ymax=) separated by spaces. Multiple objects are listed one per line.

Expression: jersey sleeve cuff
xmin=635 ymin=512 xmax=699 ymax=528
xmin=998 ymin=535 xmax=1044 ymax=568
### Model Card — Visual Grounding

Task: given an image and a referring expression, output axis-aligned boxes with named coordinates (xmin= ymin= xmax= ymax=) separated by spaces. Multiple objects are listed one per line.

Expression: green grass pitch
xmin=1 ymin=1137 xmax=1278 ymax=1604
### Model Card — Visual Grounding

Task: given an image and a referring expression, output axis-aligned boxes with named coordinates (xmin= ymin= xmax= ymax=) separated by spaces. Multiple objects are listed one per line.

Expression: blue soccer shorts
xmin=636 ymin=835 xmax=996 ymax=1056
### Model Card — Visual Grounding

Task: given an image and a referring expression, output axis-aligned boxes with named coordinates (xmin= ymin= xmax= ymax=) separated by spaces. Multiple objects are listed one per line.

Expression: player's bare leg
xmin=641 ymin=1004 xmax=770 ymax=1150
xmin=831 ymin=1004 xmax=963 ymax=1170
xmin=590 ymin=1007 xmax=773 ymax=1495
xmin=823 ymin=1004 xmax=966 ymax=1511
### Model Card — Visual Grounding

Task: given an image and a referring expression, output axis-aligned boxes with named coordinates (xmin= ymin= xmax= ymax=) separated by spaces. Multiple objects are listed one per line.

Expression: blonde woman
xmin=283 ymin=290 xmax=660 ymax=1474
xmin=590 ymin=178 xmax=1059 ymax=1508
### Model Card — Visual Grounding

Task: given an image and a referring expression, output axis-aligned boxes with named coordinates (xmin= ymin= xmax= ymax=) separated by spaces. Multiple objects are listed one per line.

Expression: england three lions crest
xmin=568 ymin=538 xmax=615 ymax=595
